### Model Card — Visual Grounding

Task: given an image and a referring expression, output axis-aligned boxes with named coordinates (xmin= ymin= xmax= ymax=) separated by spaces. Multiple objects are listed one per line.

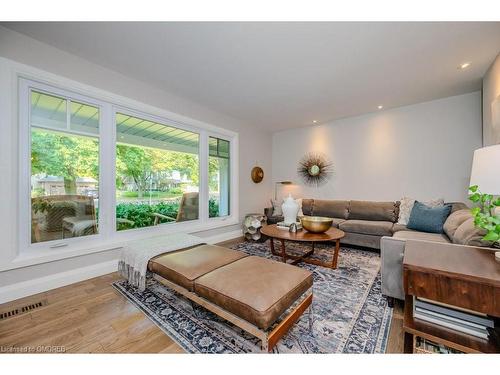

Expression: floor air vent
xmin=0 ymin=300 xmax=47 ymax=320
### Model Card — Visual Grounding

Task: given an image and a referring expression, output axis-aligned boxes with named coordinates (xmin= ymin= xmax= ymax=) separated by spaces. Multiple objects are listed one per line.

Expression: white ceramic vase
xmin=282 ymin=194 xmax=299 ymax=225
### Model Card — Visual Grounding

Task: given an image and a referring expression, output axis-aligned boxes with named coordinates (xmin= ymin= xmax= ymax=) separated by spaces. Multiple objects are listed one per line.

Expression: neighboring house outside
xmin=32 ymin=175 xmax=98 ymax=196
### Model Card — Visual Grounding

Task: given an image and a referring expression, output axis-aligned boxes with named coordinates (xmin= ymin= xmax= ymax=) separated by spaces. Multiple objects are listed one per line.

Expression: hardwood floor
xmin=0 ymin=238 xmax=404 ymax=353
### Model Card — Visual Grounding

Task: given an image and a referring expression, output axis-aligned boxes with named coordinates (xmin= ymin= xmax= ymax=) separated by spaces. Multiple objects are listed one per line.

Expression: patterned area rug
xmin=112 ymin=241 xmax=393 ymax=353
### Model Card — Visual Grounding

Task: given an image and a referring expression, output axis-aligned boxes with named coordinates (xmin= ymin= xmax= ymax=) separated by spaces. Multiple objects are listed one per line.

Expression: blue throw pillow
xmin=407 ymin=201 xmax=452 ymax=234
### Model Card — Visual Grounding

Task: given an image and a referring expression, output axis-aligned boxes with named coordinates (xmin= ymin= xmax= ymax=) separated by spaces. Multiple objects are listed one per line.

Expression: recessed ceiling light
xmin=458 ymin=62 xmax=471 ymax=70
xmin=377 ymin=105 xmax=383 ymax=110
xmin=312 ymin=120 xmax=317 ymax=124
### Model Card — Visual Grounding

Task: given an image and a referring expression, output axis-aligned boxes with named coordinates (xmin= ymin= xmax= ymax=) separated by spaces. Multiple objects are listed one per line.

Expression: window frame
xmin=16 ymin=75 xmax=239 ymax=266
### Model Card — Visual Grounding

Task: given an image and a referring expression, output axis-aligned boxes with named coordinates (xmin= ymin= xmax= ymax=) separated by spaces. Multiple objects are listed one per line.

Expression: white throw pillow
xmin=270 ymin=199 xmax=283 ymax=216
xmin=397 ymin=197 xmax=444 ymax=225
xmin=397 ymin=197 xmax=415 ymax=225
xmin=296 ymin=198 xmax=304 ymax=217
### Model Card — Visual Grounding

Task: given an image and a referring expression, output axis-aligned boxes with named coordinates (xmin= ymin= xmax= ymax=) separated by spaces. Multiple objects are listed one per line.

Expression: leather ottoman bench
xmin=148 ymin=244 xmax=313 ymax=351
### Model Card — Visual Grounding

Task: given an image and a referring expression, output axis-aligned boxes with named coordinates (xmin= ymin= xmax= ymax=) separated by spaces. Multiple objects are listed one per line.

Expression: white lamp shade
xmin=469 ymin=145 xmax=500 ymax=194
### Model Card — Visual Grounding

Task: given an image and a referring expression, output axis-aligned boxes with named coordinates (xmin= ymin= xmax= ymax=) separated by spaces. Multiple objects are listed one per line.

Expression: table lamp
xmin=274 ymin=181 xmax=292 ymax=201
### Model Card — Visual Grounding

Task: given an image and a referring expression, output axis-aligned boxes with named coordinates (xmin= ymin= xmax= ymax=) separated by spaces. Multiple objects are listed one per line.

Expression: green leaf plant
xmin=468 ymin=185 xmax=500 ymax=246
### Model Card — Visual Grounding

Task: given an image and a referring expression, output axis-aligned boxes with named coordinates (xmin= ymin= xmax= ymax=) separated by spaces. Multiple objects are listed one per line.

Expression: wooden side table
xmin=403 ymin=240 xmax=500 ymax=353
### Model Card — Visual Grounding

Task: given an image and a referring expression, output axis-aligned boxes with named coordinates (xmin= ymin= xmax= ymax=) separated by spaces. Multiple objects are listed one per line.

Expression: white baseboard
xmin=0 ymin=259 xmax=118 ymax=304
xmin=0 ymin=229 xmax=243 ymax=304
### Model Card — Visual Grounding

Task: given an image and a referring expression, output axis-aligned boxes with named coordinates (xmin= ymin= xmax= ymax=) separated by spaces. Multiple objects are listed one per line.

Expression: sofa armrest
xmin=380 ymin=236 xmax=406 ymax=301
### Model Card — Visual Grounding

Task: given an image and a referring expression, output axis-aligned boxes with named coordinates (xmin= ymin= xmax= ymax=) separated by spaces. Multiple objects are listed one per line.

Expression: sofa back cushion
xmin=301 ymin=199 xmax=314 ymax=216
xmin=347 ymin=200 xmax=400 ymax=222
xmin=447 ymin=202 xmax=469 ymax=213
xmin=443 ymin=209 xmax=472 ymax=239
xmin=310 ymin=199 xmax=350 ymax=219
xmin=452 ymin=218 xmax=495 ymax=247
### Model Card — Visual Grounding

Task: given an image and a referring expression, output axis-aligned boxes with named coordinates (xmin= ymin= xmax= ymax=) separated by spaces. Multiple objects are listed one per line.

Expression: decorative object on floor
xmin=282 ymin=193 xmax=300 ymax=225
xmin=251 ymin=166 xmax=264 ymax=183
xmin=300 ymin=216 xmax=334 ymax=233
xmin=297 ymin=152 xmax=332 ymax=187
xmin=469 ymin=145 xmax=500 ymax=252
xmin=242 ymin=213 xmax=267 ymax=242
xmin=274 ymin=180 xmax=292 ymax=200
xmin=113 ymin=242 xmax=392 ymax=354
xmin=260 ymin=224 xmax=344 ymax=269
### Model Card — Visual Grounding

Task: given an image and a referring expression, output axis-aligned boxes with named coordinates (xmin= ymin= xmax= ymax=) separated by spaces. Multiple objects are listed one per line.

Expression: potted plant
xmin=468 ymin=185 xmax=500 ymax=248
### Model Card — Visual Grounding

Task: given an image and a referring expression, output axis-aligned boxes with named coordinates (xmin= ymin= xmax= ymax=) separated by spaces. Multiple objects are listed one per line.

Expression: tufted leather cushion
xmin=194 ymin=256 xmax=312 ymax=330
xmin=148 ymin=244 xmax=248 ymax=291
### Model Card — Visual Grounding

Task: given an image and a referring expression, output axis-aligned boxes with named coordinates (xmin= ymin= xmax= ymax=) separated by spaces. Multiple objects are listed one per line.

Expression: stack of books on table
xmin=413 ymin=297 xmax=496 ymax=339
xmin=414 ymin=336 xmax=463 ymax=354
xmin=276 ymin=221 xmax=302 ymax=230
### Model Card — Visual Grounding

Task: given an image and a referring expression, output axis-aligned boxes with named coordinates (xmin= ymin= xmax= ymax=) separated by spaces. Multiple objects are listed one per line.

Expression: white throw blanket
xmin=118 ymin=233 xmax=205 ymax=291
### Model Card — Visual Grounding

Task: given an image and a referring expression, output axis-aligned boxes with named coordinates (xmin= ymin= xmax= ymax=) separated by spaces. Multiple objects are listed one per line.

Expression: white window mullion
xmin=199 ymin=130 xmax=209 ymax=224
xmin=18 ymin=79 xmax=32 ymax=253
xmin=99 ymin=104 xmax=116 ymax=240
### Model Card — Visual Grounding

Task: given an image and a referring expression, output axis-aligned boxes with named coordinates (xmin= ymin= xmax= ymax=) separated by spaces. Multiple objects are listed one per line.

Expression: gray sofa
xmin=265 ymin=198 xmax=490 ymax=307
xmin=266 ymin=199 xmax=401 ymax=249
xmin=380 ymin=204 xmax=496 ymax=305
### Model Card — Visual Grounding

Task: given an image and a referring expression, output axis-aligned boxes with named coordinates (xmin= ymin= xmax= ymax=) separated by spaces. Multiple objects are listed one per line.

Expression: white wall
xmin=272 ymin=92 xmax=482 ymax=203
xmin=0 ymin=27 xmax=272 ymax=301
xmin=482 ymin=53 xmax=500 ymax=146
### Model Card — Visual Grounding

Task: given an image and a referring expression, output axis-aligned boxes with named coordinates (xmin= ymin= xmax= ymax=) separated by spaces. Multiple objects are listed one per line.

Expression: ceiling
xmin=4 ymin=22 xmax=500 ymax=131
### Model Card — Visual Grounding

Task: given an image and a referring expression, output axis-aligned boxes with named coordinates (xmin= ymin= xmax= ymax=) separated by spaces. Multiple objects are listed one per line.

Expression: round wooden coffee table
xmin=260 ymin=224 xmax=345 ymax=269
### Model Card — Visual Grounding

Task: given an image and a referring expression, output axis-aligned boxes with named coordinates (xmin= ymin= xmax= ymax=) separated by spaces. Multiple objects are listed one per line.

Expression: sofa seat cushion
xmin=392 ymin=230 xmax=450 ymax=243
xmin=194 ymin=256 xmax=313 ymax=330
xmin=148 ymin=244 xmax=248 ymax=291
xmin=391 ymin=223 xmax=416 ymax=233
xmin=339 ymin=220 xmax=394 ymax=236
xmin=330 ymin=218 xmax=346 ymax=228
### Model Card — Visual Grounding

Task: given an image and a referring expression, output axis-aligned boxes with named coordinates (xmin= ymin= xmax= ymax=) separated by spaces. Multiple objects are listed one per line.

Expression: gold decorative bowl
xmin=300 ymin=216 xmax=333 ymax=233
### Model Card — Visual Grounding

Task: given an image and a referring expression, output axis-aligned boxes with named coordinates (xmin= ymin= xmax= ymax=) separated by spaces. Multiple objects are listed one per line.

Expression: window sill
xmin=4 ymin=218 xmax=239 ymax=272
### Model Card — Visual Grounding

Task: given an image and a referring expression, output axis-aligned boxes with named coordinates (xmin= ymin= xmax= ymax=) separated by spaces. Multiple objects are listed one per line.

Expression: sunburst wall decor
xmin=297 ymin=152 xmax=333 ymax=187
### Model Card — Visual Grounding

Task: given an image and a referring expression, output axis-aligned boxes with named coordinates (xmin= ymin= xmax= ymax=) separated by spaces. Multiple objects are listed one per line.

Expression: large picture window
xmin=115 ymin=113 xmax=200 ymax=231
xmin=30 ymin=90 xmax=100 ymax=244
xmin=20 ymin=77 xmax=237 ymax=257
